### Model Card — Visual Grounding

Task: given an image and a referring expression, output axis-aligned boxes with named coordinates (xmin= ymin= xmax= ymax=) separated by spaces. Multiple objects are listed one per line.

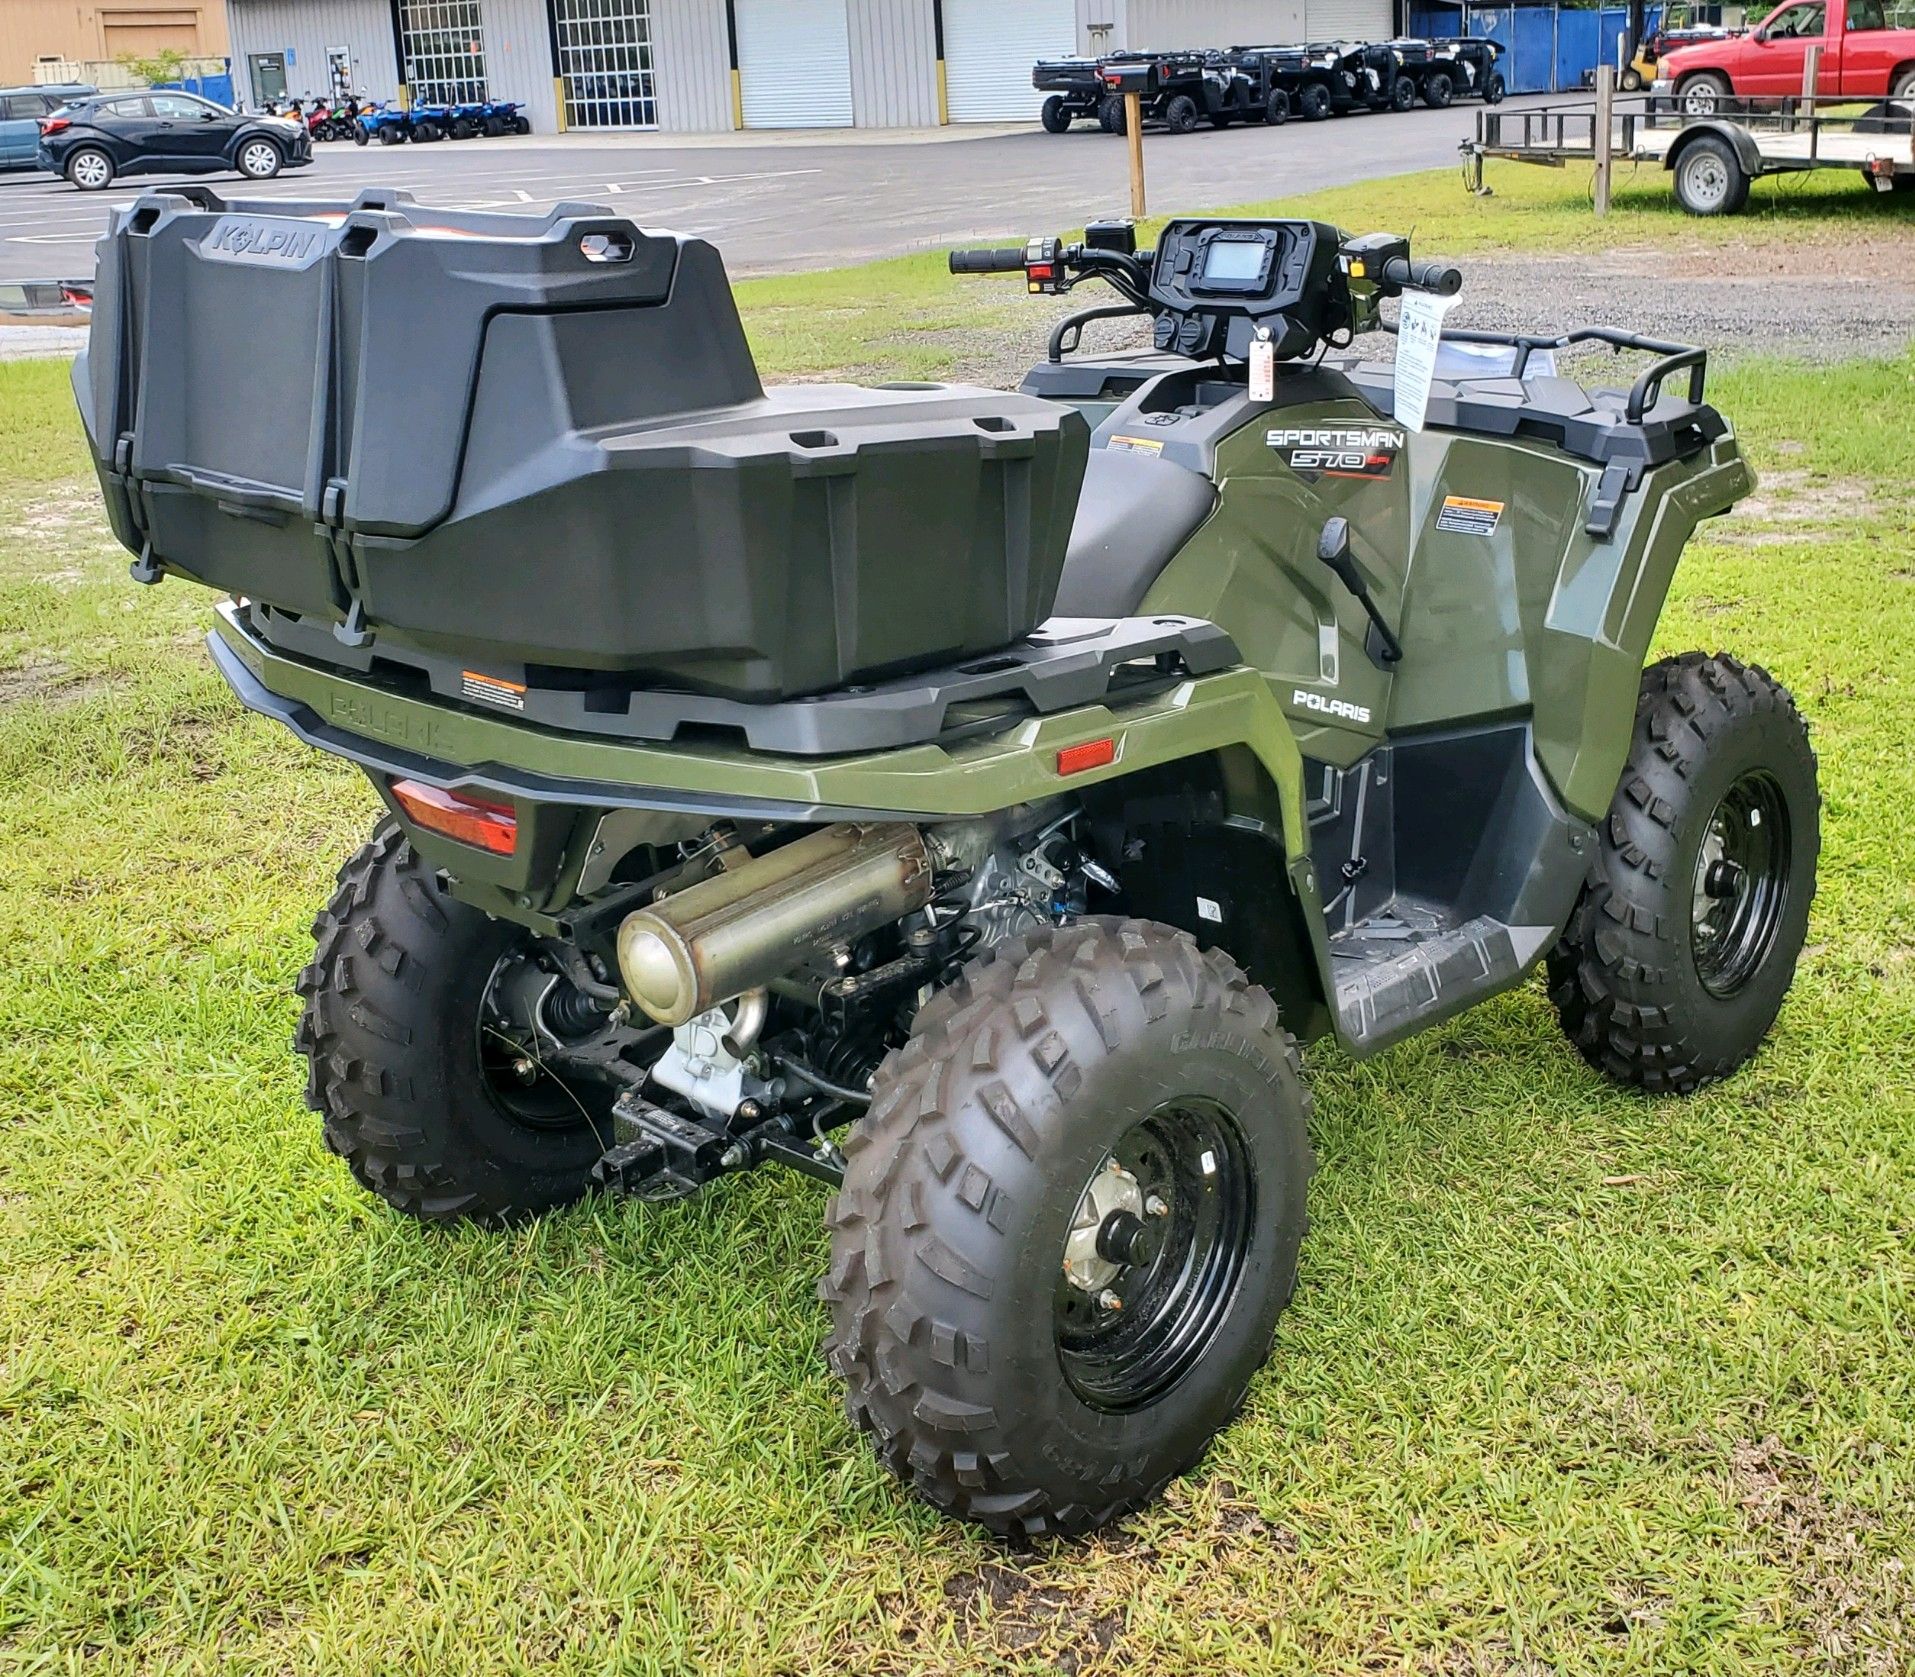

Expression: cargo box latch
xmin=319 ymin=477 xmax=373 ymax=649
xmin=113 ymin=431 xmax=162 ymax=586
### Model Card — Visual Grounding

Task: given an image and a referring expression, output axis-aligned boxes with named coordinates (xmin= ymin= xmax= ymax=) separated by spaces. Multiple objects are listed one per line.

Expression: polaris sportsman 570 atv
xmin=77 ymin=188 xmax=1818 ymax=1540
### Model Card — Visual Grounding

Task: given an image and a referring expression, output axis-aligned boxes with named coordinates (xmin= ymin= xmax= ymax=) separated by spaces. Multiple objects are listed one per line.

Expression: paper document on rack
xmin=1394 ymin=290 xmax=1459 ymax=433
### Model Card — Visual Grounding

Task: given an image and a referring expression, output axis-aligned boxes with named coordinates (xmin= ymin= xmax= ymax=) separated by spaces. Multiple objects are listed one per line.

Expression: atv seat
xmin=1053 ymin=447 xmax=1217 ymax=617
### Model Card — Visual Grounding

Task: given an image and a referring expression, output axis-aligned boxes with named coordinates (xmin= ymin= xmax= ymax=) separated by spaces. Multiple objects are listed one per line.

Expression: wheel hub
xmin=1690 ymin=771 xmax=1791 ymax=997
xmin=1062 ymin=1157 xmax=1144 ymax=1294
xmin=1053 ymin=1101 xmax=1257 ymax=1413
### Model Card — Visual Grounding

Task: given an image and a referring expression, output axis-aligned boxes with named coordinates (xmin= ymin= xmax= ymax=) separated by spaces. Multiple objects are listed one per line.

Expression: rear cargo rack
xmin=241 ymin=605 xmax=1240 ymax=757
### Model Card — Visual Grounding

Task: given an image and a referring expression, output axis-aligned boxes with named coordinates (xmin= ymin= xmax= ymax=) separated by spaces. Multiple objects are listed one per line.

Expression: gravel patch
xmin=913 ymin=238 xmax=1915 ymax=392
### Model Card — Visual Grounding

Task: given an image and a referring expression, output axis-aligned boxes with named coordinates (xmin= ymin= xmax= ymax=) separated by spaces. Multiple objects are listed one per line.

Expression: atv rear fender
xmin=209 ymin=602 xmax=1341 ymax=1033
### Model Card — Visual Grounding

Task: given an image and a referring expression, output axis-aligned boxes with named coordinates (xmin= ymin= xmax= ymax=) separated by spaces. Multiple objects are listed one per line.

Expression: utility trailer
xmin=1466 ymin=93 xmax=1915 ymax=213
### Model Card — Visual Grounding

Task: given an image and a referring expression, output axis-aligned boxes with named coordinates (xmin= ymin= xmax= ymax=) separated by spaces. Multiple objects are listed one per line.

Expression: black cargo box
xmin=76 ymin=189 xmax=1089 ymax=701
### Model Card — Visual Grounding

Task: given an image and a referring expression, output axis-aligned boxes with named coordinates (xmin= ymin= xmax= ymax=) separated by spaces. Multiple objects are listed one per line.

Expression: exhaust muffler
xmin=616 ymin=822 xmax=933 ymax=1028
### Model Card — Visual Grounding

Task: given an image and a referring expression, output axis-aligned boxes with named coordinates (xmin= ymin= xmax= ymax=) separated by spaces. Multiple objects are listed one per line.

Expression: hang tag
xmin=1393 ymin=289 xmax=1459 ymax=433
xmin=1248 ymin=330 xmax=1275 ymax=403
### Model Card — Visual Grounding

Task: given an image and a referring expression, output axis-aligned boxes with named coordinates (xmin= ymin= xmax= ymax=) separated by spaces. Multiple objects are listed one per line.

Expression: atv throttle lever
xmin=1381 ymin=256 xmax=1463 ymax=297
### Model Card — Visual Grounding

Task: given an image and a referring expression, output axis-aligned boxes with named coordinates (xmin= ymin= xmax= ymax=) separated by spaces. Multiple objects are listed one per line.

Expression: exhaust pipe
xmin=616 ymin=822 xmax=933 ymax=1028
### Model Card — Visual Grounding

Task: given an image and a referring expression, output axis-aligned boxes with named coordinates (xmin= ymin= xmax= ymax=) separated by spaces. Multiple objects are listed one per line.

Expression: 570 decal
xmin=1265 ymin=426 xmax=1404 ymax=482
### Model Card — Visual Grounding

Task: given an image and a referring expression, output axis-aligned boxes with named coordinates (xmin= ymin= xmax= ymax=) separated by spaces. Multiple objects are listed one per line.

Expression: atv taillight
xmin=40 ymin=117 xmax=70 ymax=136
xmin=390 ymin=779 xmax=518 ymax=855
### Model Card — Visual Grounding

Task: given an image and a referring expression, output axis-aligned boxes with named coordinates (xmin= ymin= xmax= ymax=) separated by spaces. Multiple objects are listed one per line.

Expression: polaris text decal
xmin=1292 ymin=688 xmax=1372 ymax=724
xmin=1265 ymin=426 xmax=1404 ymax=482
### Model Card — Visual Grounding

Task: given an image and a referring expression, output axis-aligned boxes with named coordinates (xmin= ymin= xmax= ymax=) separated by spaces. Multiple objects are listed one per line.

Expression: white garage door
xmin=944 ymin=0 xmax=1076 ymax=122
xmin=1304 ymin=0 xmax=1392 ymax=39
xmin=735 ymin=0 xmax=852 ymax=129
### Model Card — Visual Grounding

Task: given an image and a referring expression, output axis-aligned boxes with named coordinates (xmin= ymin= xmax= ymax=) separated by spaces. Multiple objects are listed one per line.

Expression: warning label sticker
xmin=1108 ymin=434 xmax=1164 ymax=455
xmin=461 ymin=670 xmax=527 ymax=711
xmin=1436 ymin=495 xmax=1504 ymax=537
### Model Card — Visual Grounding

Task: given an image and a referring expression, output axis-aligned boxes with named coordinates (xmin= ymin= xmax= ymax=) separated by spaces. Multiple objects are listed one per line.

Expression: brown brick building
xmin=0 ymin=3 xmax=229 ymax=85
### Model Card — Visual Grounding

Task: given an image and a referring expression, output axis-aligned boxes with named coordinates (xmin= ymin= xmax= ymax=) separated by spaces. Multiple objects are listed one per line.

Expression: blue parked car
xmin=0 ymin=84 xmax=95 ymax=172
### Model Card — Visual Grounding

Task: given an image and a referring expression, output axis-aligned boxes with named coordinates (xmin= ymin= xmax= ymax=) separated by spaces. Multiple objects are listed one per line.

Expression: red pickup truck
xmin=1657 ymin=0 xmax=1915 ymax=111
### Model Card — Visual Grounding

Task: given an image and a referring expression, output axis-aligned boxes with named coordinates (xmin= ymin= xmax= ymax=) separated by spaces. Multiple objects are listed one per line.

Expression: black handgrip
xmin=949 ymin=246 xmax=1027 ymax=275
xmin=1382 ymin=256 xmax=1463 ymax=296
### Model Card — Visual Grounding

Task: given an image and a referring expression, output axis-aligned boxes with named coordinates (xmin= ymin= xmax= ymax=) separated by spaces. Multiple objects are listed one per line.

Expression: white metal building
xmin=225 ymin=0 xmax=1396 ymax=136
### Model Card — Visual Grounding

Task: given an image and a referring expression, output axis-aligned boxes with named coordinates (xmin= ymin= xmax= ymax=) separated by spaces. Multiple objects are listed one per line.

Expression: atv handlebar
xmin=1381 ymin=256 xmax=1463 ymax=297
xmin=948 ymin=247 xmax=1029 ymax=274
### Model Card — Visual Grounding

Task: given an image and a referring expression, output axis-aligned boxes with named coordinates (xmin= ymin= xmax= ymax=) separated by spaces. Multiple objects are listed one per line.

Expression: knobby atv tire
xmin=1547 ymin=653 xmax=1819 ymax=1094
xmin=821 ymin=918 xmax=1313 ymax=1540
xmin=295 ymin=821 xmax=608 ymax=1226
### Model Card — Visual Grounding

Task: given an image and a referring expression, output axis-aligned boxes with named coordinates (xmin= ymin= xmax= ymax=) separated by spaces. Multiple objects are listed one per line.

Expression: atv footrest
xmin=592 ymin=1093 xmax=736 ymax=1201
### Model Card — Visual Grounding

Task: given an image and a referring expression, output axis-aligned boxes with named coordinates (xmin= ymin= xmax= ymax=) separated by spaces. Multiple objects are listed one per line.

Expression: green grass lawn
xmin=2 ymin=203 xmax=1913 ymax=1673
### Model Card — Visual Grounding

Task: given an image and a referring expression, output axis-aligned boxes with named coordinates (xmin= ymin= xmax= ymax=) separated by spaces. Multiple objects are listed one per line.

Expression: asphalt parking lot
xmin=0 ymin=96 xmax=1544 ymax=284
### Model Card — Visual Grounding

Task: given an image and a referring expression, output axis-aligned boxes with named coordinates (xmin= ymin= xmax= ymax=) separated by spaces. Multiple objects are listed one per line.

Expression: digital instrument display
xmin=1202 ymin=240 xmax=1267 ymax=282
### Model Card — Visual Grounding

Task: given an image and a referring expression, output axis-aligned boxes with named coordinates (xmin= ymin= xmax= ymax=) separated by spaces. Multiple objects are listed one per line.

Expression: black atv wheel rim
xmin=1054 ymin=1099 xmax=1256 ymax=1413
xmin=1691 ymin=770 xmax=1792 ymax=998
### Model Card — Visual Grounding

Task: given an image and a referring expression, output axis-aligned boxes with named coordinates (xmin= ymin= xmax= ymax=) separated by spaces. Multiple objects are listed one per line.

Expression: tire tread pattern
xmin=1546 ymin=652 xmax=1818 ymax=1095
xmin=820 ymin=918 xmax=1310 ymax=1540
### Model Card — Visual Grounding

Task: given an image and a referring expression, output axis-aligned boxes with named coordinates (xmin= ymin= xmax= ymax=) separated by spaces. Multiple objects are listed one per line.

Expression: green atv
xmin=78 ymin=188 xmax=1818 ymax=1539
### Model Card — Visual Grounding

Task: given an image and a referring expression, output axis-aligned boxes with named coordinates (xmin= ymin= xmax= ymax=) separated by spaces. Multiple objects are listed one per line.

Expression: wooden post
xmin=1801 ymin=42 xmax=1821 ymax=111
xmin=1593 ymin=64 xmax=1615 ymax=218
xmin=1124 ymin=90 xmax=1146 ymax=218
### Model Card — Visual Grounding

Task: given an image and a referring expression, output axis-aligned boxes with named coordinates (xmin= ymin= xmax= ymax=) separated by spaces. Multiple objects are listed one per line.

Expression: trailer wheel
xmin=1264 ymin=87 xmax=1291 ymax=124
xmin=1485 ymin=72 xmax=1507 ymax=103
xmin=1390 ymin=76 xmax=1417 ymax=111
xmin=1673 ymin=133 xmax=1750 ymax=215
xmin=1298 ymin=81 xmax=1332 ymax=120
xmin=1041 ymin=94 xmax=1072 ymax=133
xmin=822 ymin=919 xmax=1313 ymax=1539
xmin=1164 ymin=93 xmax=1200 ymax=133
xmin=1678 ymin=71 xmax=1732 ymax=115
xmin=1422 ymin=69 xmax=1454 ymax=107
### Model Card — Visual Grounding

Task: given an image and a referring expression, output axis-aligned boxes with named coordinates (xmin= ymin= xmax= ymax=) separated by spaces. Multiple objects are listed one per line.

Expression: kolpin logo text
xmin=205 ymin=218 xmax=322 ymax=262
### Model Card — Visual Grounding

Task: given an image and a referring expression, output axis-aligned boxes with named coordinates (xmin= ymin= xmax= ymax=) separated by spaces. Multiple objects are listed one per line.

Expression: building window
xmin=398 ymin=0 xmax=489 ymax=104
xmin=555 ymin=0 xmax=657 ymax=129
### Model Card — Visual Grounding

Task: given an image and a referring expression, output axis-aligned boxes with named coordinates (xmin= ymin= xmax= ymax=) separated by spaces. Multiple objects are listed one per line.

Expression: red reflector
xmin=390 ymin=778 xmax=518 ymax=855
xmin=1056 ymin=737 xmax=1116 ymax=776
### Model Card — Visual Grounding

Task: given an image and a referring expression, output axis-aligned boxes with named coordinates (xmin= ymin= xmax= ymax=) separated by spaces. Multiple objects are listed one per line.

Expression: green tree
xmin=116 ymin=47 xmax=188 ymax=87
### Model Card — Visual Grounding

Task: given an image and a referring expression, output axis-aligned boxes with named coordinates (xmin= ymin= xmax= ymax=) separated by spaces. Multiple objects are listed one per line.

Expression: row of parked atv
xmin=351 ymin=97 xmax=532 ymax=145
xmin=260 ymin=93 xmax=531 ymax=145
xmin=1034 ymin=37 xmax=1506 ymax=134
